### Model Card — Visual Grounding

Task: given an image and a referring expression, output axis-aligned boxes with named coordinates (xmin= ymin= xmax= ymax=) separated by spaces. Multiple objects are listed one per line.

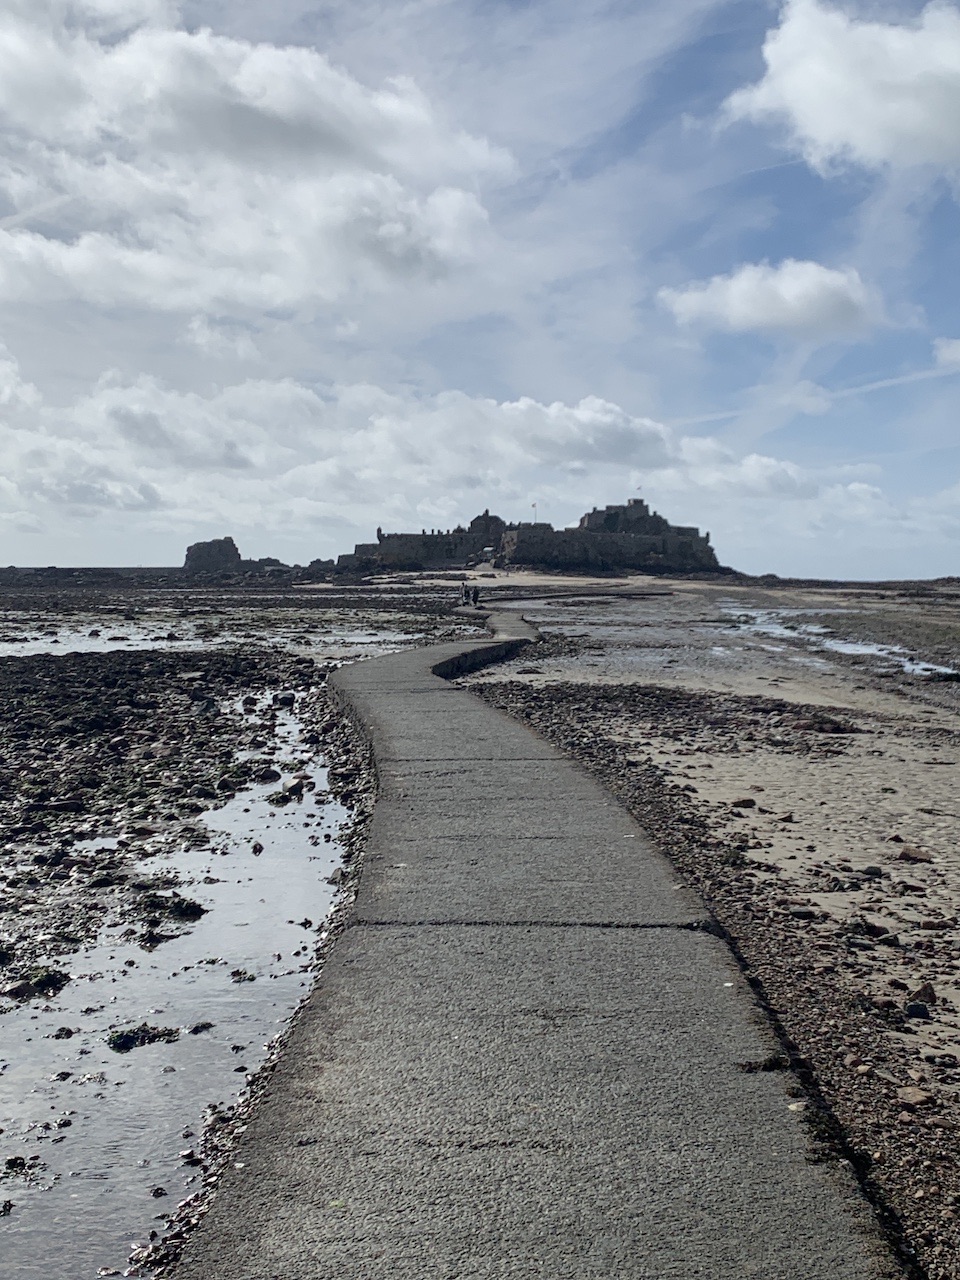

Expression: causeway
xmin=173 ymin=615 xmax=901 ymax=1279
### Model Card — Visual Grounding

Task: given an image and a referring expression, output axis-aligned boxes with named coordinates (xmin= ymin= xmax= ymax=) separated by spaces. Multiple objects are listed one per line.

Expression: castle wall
xmin=504 ymin=524 xmax=718 ymax=573
xmin=336 ymin=501 xmax=721 ymax=575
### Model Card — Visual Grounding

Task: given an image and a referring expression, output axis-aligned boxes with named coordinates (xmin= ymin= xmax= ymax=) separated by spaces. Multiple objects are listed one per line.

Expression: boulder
xmin=183 ymin=537 xmax=242 ymax=575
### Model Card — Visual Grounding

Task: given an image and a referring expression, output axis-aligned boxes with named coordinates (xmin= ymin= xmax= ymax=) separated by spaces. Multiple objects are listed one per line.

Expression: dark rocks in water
xmin=188 ymin=1021 xmax=215 ymax=1036
xmin=183 ymin=537 xmax=242 ymax=576
xmin=2 ymin=967 xmax=71 ymax=1001
xmin=107 ymin=1022 xmax=180 ymax=1053
xmin=139 ymin=891 xmax=207 ymax=921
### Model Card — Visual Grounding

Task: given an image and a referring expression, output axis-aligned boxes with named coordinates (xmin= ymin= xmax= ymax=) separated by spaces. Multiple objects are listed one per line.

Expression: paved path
xmin=174 ymin=616 xmax=900 ymax=1280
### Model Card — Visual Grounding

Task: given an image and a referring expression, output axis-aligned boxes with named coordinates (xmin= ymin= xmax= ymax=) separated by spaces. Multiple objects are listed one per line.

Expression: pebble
xmin=897 ymin=1086 xmax=933 ymax=1108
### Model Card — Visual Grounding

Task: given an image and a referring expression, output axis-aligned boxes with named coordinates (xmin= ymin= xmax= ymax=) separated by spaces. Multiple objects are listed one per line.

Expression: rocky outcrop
xmin=183 ymin=537 xmax=242 ymax=576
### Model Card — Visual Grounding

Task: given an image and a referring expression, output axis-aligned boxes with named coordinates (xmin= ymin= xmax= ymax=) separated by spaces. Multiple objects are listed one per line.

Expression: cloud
xmin=773 ymin=379 xmax=832 ymax=415
xmin=726 ymin=0 xmax=960 ymax=172
xmin=183 ymin=315 xmax=260 ymax=361
xmin=0 ymin=4 xmax=513 ymax=316
xmin=659 ymin=259 xmax=877 ymax=336
xmin=0 ymin=340 xmax=920 ymax=576
xmin=934 ymin=336 xmax=960 ymax=368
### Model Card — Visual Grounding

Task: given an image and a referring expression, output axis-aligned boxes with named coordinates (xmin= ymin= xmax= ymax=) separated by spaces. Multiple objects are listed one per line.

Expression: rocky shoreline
xmin=0 ymin=583 xmax=460 ymax=1276
xmin=459 ymin=578 xmax=960 ymax=1280
xmin=0 ymin=645 xmax=322 ymax=996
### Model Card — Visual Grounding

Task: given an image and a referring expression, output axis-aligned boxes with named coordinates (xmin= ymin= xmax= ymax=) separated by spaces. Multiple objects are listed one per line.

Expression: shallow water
xmin=0 ymin=706 xmax=348 ymax=1279
xmin=0 ymin=621 xmax=418 ymax=659
xmin=502 ymin=594 xmax=959 ymax=685
xmin=722 ymin=606 xmax=959 ymax=677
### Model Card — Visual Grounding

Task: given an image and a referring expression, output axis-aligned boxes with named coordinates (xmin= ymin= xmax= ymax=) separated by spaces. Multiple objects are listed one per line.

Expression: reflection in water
xmin=0 ymin=623 xmax=419 ymax=659
xmin=723 ymin=606 xmax=958 ymax=677
xmin=0 ymin=706 xmax=348 ymax=1280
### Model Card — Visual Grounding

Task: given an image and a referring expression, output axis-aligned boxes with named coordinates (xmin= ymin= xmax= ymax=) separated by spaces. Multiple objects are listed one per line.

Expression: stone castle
xmin=336 ymin=498 xmax=721 ymax=575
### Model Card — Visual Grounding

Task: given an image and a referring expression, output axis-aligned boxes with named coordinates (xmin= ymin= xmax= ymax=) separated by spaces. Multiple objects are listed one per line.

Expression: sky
xmin=2 ymin=0 xmax=960 ymax=576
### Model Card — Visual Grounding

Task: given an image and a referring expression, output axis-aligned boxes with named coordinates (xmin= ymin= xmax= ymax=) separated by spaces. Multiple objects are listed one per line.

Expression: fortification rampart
xmin=336 ymin=498 xmax=722 ymax=575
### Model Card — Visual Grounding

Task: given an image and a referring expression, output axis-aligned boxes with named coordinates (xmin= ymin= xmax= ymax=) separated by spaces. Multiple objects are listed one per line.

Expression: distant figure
xmin=459 ymin=582 xmax=469 ymax=606
xmin=471 ymin=585 xmax=480 ymax=607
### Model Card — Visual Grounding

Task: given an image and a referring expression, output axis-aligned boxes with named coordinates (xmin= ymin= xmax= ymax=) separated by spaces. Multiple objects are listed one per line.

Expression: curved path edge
xmin=171 ymin=614 xmax=904 ymax=1280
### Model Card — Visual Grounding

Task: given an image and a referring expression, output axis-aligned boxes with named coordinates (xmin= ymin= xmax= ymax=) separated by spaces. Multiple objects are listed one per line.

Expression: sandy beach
xmin=459 ymin=573 xmax=960 ymax=1279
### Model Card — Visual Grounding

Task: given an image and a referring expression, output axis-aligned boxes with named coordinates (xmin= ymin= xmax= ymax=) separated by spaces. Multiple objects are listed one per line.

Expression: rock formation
xmin=336 ymin=499 xmax=723 ymax=575
xmin=183 ymin=536 xmax=242 ymax=575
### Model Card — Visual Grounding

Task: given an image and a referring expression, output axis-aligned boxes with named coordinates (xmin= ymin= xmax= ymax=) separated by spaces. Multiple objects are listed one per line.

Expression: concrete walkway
xmin=173 ymin=616 xmax=900 ymax=1280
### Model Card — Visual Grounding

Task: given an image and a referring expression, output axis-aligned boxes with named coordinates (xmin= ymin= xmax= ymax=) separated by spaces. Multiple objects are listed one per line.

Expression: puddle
xmin=0 ymin=704 xmax=349 ymax=1279
xmin=723 ymin=607 xmax=959 ymax=678
xmin=0 ymin=622 xmax=420 ymax=659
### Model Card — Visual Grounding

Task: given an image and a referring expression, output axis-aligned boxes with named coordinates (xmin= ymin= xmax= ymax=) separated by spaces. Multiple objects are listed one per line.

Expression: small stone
xmin=899 ymin=845 xmax=934 ymax=863
xmin=911 ymin=982 xmax=937 ymax=1005
xmin=896 ymin=1086 xmax=933 ymax=1107
xmin=871 ymin=995 xmax=896 ymax=1011
xmin=904 ymin=1001 xmax=931 ymax=1020
xmin=2 ymin=981 xmax=35 ymax=1001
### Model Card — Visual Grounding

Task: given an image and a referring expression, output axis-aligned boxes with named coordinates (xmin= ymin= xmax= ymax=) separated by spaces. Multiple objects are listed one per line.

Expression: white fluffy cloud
xmin=0 ymin=342 xmax=913 ymax=573
xmin=934 ymin=336 xmax=960 ymax=367
xmin=0 ymin=3 xmax=512 ymax=315
xmin=726 ymin=0 xmax=960 ymax=172
xmin=659 ymin=258 xmax=876 ymax=336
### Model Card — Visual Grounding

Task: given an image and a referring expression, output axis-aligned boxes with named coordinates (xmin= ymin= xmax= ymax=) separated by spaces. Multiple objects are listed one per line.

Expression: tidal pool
xmin=0 ymin=707 xmax=349 ymax=1279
